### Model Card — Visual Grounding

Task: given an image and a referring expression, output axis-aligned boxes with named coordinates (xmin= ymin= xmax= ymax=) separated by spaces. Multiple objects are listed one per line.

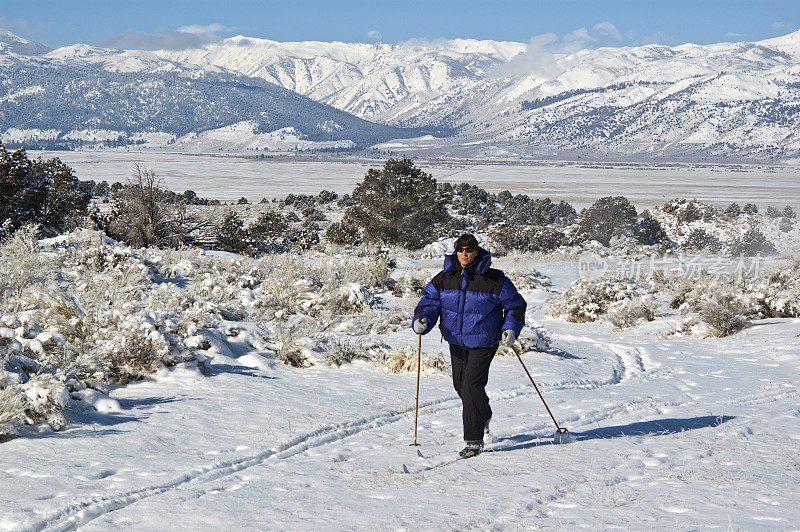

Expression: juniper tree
xmin=216 ymin=211 xmax=255 ymax=255
xmin=249 ymin=211 xmax=290 ymax=252
xmin=0 ymin=145 xmax=45 ymax=237
xmin=36 ymin=157 xmax=92 ymax=235
xmin=345 ymin=158 xmax=449 ymax=249
xmin=578 ymin=196 xmax=638 ymax=246
xmin=0 ymin=143 xmax=90 ymax=238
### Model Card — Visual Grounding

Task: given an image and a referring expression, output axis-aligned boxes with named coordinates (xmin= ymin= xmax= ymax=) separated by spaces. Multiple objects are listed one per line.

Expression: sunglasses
xmin=456 ymin=247 xmax=476 ymax=253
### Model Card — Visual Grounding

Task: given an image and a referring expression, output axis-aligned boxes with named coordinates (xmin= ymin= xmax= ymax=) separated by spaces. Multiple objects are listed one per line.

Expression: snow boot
xmin=484 ymin=416 xmax=494 ymax=443
xmin=459 ymin=440 xmax=484 ymax=458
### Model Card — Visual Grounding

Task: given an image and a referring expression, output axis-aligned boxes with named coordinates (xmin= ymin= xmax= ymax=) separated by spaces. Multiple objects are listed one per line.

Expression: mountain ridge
xmin=2 ymin=30 xmax=800 ymax=161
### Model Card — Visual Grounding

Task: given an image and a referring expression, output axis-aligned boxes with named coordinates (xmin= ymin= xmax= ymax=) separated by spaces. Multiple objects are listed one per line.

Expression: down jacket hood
xmin=443 ymin=247 xmax=492 ymax=276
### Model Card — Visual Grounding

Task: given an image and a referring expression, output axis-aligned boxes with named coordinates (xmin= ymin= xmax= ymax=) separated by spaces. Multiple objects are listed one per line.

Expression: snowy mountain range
xmin=2 ymin=29 xmax=800 ymax=161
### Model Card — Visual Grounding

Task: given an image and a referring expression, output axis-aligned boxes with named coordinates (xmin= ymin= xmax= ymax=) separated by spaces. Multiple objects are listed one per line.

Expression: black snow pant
xmin=450 ymin=343 xmax=498 ymax=442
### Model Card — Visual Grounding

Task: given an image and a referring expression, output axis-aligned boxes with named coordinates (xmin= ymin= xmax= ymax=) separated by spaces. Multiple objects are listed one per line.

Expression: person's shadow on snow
xmin=495 ymin=415 xmax=736 ymax=450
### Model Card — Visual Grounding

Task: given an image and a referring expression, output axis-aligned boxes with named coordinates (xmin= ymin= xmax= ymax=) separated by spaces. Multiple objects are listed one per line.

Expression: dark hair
xmin=454 ymin=233 xmax=479 ymax=251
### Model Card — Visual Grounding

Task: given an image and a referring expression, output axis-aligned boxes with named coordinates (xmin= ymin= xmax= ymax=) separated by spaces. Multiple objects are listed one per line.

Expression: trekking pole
xmin=410 ymin=333 xmax=422 ymax=446
xmin=512 ymin=345 xmax=570 ymax=442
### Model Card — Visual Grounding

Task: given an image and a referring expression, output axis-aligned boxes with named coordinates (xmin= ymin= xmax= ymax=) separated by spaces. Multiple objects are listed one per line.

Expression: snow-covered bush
xmin=0 ymin=225 xmax=54 ymax=304
xmin=724 ymin=202 xmax=742 ymax=218
xmin=758 ymin=259 xmax=800 ymax=318
xmin=340 ymin=307 xmax=408 ymax=336
xmin=634 ymin=215 xmax=668 ymax=246
xmin=666 ymin=272 xmax=756 ymax=337
xmin=682 ymin=228 xmax=722 ymax=252
xmin=104 ymin=323 xmax=170 ymax=384
xmin=334 ymin=251 xmax=394 ymax=290
xmin=0 ymin=230 xmax=222 ymax=436
xmin=325 ymin=283 xmax=373 ymax=315
xmin=325 ymin=220 xmax=362 ymax=246
xmin=20 ymin=373 xmax=72 ymax=429
xmin=286 ymin=221 xmax=320 ymax=251
xmin=186 ymin=256 xmax=255 ymax=318
xmin=605 ymin=295 xmax=660 ymax=329
xmin=267 ymin=316 xmax=319 ymax=368
xmin=727 ymin=228 xmax=776 ymax=257
xmin=665 ymin=258 xmax=800 ymax=336
xmin=661 ymin=198 xmax=716 ymax=224
xmin=319 ymin=337 xmax=371 ymax=367
xmin=392 ymin=268 xmax=429 ymax=299
xmin=505 ymin=266 xmax=552 ymax=292
xmin=0 ymin=364 xmax=77 ymax=437
xmin=488 ymin=223 xmax=566 ymax=254
xmin=547 ymin=276 xmax=657 ymax=327
xmin=0 ymin=382 xmax=26 ymax=438
xmin=696 ymin=288 xmax=750 ymax=337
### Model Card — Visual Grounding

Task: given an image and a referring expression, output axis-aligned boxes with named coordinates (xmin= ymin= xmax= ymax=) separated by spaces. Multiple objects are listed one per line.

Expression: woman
xmin=413 ymin=234 xmax=526 ymax=458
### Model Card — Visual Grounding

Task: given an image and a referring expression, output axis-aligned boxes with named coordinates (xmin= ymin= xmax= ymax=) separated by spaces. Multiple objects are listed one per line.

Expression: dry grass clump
xmin=379 ymin=345 xmax=448 ymax=374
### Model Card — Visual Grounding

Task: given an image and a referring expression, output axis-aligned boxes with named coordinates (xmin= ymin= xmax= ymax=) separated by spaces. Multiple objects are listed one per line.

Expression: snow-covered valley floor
xmin=2 ymin=259 xmax=799 ymax=531
xmin=37 ymin=150 xmax=800 ymax=211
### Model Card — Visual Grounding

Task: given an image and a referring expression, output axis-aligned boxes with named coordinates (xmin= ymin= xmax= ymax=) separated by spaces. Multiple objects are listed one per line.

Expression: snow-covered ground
xmin=36 ymin=150 xmax=800 ymax=210
xmin=2 ymin=254 xmax=798 ymax=530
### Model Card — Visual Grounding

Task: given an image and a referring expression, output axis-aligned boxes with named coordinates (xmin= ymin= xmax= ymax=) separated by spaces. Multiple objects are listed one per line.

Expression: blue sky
xmin=2 ymin=0 xmax=798 ymax=50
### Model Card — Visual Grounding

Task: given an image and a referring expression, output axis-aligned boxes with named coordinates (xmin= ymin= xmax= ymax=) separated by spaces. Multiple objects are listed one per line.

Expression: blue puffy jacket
xmin=413 ymin=248 xmax=527 ymax=348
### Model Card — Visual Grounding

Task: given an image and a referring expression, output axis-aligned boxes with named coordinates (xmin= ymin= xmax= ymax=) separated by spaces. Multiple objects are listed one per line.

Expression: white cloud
xmin=592 ymin=22 xmax=622 ymax=40
xmin=487 ymin=24 xmax=629 ymax=80
xmin=177 ymin=23 xmax=231 ymax=40
xmin=103 ymin=22 xmax=232 ymax=51
xmin=770 ymin=21 xmax=798 ymax=34
xmin=398 ymin=37 xmax=453 ymax=50
xmin=367 ymin=30 xmax=382 ymax=41
xmin=489 ymin=32 xmax=563 ymax=79
xmin=725 ymin=32 xmax=744 ymax=38
xmin=564 ymin=27 xmax=594 ymax=44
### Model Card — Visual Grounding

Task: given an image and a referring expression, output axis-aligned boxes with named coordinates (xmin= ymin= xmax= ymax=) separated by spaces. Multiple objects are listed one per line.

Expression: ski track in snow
xmin=23 ymin=323 xmax=798 ymax=531
xmin=27 ymin=336 xmax=655 ymax=531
